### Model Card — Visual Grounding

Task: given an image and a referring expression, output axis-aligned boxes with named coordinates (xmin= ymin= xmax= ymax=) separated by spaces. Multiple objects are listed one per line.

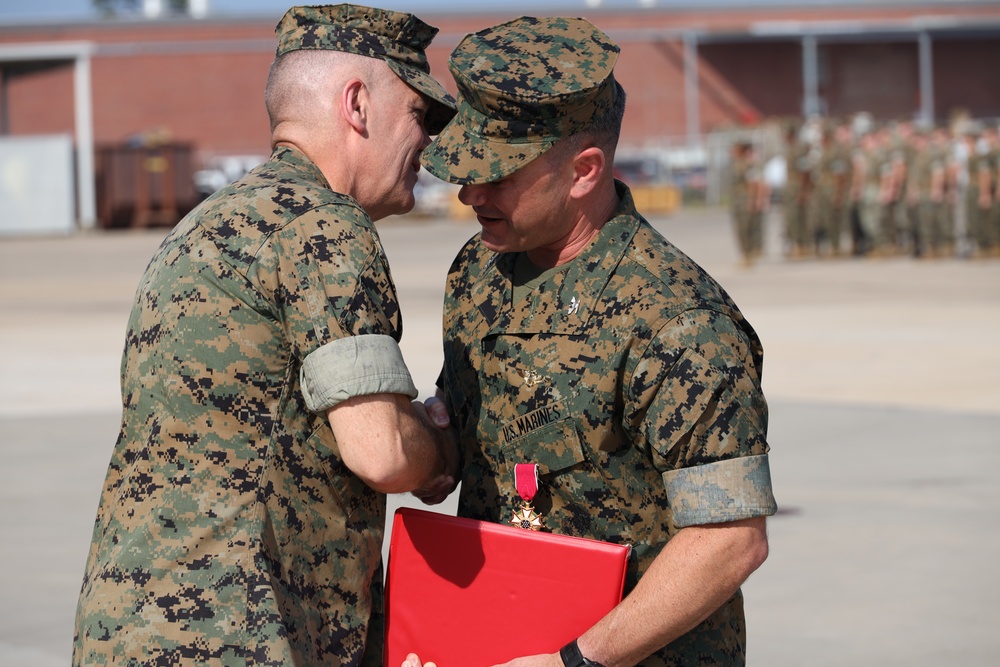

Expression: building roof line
xmin=0 ymin=41 xmax=94 ymax=62
xmin=94 ymin=38 xmax=273 ymax=57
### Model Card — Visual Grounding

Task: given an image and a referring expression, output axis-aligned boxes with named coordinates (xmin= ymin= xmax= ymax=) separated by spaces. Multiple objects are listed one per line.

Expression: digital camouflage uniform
xmin=859 ymin=140 xmax=890 ymax=254
xmin=813 ymin=133 xmax=852 ymax=256
xmin=965 ymin=142 xmax=986 ymax=253
xmin=986 ymin=145 xmax=1000 ymax=255
xmin=441 ymin=188 xmax=775 ymax=665
xmin=906 ymin=135 xmax=935 ymax=256
xmin=922 ymin=141 xmax=952 ymax=256
xmin=784 ymin=132 xmax=815 ymax=256
xmin=930 ymin=134 xmax=957 ymax=255
xmin=728 ymin=146 xmax=764 ymax=261
xmin=73 ymin=4 xmax=456 ymax=665
xmin=883 ymin=133 xmax=907 ymax=253
xmin=422 ymin=17 xmax=776 ymax=666
xmin=74 ymin=144 xmax=401 ymax=667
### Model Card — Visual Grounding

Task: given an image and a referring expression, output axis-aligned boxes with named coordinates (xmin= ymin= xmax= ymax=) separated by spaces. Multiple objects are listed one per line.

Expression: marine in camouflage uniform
xmin=855 ymin=130 xmax=894 ymax=257
xmin=930 ymin=127 xmax=958 ymax=257
xmin=421 ymin=17 xmax=776 ymax=667
xmin=982 ymin=127 xmax=1000 ymax=257
xmin=964 ymin=130 xmax=988 ymax=257
xmin=812 ymin=123 xmax=853 ymax=257
xmin=905 ymin=129 xmax=936 ymax=257
xmin=728 ymin=141 xmax=767 ymax=264
xmin=784 ymin=123 xmax=816 ymax=258
xmin=73 ymin=5 xmax=456 ymax=666
xmin=884 ymin=122 xmax=912 ymax=254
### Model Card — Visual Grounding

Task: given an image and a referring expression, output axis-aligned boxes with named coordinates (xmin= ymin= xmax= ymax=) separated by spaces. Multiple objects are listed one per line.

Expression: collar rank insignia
xmin=567 ymin=296 xmax=580 ymax=315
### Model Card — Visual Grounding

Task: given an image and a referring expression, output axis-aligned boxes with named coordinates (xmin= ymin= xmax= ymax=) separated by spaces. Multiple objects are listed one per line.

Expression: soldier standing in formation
xmin=729 ymin=140 xmax=769 ymax=265
xmin=964 ymin=129 xmax=987 ymax=256
xmin=784 ymin=121 xmax=818 ymax=258
xmin=811 ymin=122 xmax=854 ymax=257
xmin=974 ymin=126 xmax=1000 ymax=257
xmin=853 ymin=129 xmax=891 ymax=256
xmin=779 ymin=115 xmax=999 ymax=262
xmin=905 ymin=128 xmax=937 ymax=257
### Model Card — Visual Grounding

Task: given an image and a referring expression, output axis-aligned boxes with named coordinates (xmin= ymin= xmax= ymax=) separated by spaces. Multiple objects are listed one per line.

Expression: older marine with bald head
xmin=73 ymin=5 xmax=457 ymax=666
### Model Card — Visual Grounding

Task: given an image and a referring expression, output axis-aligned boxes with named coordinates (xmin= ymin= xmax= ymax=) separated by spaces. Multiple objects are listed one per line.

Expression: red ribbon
xmin=514 ymin=463 xmax=539 ymax=503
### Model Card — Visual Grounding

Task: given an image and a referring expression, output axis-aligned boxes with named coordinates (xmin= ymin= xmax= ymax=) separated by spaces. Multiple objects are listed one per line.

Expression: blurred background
xmin=2 ymin=0 xmax=1000 ymax=236
xmin=1 ymin=1 xmax=999 ymax=665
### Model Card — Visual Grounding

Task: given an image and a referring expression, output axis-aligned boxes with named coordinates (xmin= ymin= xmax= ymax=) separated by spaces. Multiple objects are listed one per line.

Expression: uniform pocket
xmin=500 ymin=415 xmax=586 ymax=474
xmin=498 ymin=416 xmax=633 ymax=539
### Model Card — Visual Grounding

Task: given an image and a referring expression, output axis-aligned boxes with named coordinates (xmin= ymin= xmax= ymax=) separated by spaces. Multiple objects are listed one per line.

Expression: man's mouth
xmin=474 ymin=208 xmax=503 ymax=224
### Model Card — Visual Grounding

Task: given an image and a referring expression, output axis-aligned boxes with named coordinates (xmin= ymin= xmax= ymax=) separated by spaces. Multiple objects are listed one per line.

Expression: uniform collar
xmin=270 ymin=145 xmax=327 ymax=186
xmin=470 ymin=180 xmax=641 ymax=335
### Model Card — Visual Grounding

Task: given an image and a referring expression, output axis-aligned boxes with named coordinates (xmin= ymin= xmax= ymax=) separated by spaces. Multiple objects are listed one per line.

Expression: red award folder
xmin=384 ymin=507 xmax=630 ymax=667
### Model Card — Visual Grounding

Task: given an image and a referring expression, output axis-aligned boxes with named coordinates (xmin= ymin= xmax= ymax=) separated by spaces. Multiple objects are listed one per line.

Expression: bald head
xmin=264 ymin=49 xmax=393 ymax=137
xmin=263 ymin=47 xmax=434 ymax=220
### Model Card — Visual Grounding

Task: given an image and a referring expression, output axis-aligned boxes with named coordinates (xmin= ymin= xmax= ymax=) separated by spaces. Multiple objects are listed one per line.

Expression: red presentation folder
xmin=384 ymin=507 xmax=630 ymax=667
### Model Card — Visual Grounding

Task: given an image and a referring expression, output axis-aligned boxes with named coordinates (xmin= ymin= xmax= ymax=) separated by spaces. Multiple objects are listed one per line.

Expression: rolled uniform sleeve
xmin=300 ymin=333 xmax=417 ymax=413
xmin=629 ymin=307 xmax=777 ymax=528
xmin=663 ymin=454 xmax=775 ymax=527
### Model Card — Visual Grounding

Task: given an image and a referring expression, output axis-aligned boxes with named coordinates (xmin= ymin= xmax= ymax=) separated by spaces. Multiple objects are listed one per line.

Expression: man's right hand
xmin=410 ymin=395 xmax=459 ymax=505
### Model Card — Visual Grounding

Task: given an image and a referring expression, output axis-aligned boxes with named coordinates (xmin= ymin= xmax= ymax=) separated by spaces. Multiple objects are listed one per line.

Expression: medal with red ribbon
xmin=510 ymin=463 xmax=544 ymax=531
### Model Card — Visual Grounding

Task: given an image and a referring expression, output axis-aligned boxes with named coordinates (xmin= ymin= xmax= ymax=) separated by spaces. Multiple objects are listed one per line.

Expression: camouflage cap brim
xmin=386 ymin=60 xmax=456 ymax=136
xmin=421 ymin=97 xmax=557 ymax=185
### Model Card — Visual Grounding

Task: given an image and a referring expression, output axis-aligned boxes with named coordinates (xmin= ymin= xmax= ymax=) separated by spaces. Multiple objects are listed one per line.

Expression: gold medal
xmin=510 ymin=502 xmax=543 ymax=531
xmin=512 ymin=463 xmax=544 ymax=530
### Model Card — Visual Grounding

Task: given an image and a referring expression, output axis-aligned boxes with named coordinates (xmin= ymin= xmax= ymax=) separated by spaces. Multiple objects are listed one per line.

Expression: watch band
xmin=559 ymin=639 xmax=608 ymax=667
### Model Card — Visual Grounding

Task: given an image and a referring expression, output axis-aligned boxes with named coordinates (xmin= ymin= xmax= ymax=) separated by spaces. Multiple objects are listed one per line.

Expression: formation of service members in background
xmin=729 ymin=114 xmax=1000 ymax=264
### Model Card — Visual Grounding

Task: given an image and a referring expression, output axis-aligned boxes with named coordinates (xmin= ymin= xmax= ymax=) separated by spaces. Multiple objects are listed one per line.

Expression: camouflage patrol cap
xmin=275 ymin=4 xmax=456 ymax=134
xmin=422 ymin=16 xmax=620 ymax=185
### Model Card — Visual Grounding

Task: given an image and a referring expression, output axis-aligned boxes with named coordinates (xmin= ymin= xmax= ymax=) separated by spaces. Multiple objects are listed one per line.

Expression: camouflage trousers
xmin=967 ymin=188 xmax=1000 ymax=253
xmin=732 ymin=202 xmax=763 ymax=260
xmin=859 ymin=186 xmax=885 ymax=254
xmin=911 ymin=200 xmax=954 ymax=257
xmin=783 ymin=186 xmax=812 ymax=254
xmin=812 ymin=187 xmax=847 ymax=255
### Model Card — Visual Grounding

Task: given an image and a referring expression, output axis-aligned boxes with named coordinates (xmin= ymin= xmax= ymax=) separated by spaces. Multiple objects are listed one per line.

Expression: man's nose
xmin=458 ymin=184 xmax=487 ymax=207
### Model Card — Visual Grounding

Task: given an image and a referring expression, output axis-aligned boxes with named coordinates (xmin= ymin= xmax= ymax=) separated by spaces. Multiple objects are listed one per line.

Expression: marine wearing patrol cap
xmin=422 ymin=16 xmax=620 ymax=184
xmin=275 ymin=3 xmax=456 ymax=134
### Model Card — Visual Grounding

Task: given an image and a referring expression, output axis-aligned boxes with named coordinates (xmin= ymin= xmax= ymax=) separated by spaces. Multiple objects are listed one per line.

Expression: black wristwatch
xmin=559 ymin=639 xmax=607 ymax=667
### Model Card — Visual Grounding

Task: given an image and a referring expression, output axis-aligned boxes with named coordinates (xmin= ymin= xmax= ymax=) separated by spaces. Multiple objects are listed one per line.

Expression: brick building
xmin=1 ymin=1 xmax=999 ymax=228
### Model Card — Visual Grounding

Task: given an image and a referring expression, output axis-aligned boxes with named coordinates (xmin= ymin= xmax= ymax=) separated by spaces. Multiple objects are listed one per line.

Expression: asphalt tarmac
xmin=2 ymin=206 xmax=998 ymax=666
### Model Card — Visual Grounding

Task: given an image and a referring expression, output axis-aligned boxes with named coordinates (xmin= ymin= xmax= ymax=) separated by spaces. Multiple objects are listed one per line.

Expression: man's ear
xmin=569 ymin=146 xmax=606 ymax=199
xmin=340 ymin=78 xmax=369 ymax=135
